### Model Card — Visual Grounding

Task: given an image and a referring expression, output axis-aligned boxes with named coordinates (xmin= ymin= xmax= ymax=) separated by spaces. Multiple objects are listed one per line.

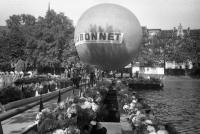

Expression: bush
xmin=38 ymin=86 xmax=48 ymax=95
xmin=43 ymin=82 xmax=50 ymax=93
xmin=22 ymin=85 xmax=35 ymax=98
xmin=14 ymin=76 xmax=51 ymax=85
xmin=57 ymin=79 xmax=73 ymax=89
xmin=49 ymin=82 xmax=56 ymax=92
xmin=189 ymin=68 xmax=200 ymax=77
xmin=0 ymin=86 xmax=23 ymax=104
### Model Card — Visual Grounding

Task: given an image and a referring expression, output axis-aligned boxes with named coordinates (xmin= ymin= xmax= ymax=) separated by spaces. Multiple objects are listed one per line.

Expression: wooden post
xmin=39 ymin=96 xmax=44 ymax=112
xmin=57 ymin=90 xmax=61 ymax=103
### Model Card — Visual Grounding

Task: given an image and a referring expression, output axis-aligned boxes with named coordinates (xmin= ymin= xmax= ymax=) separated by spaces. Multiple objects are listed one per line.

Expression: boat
xmin=128 ymin=77 xmax=164 ymax=90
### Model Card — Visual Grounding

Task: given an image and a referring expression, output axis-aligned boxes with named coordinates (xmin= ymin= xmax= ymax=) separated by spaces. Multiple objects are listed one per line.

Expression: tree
xmin=0 ymin=28 xmax=12 ymax=71
xmin=31 ymin=10 xmax=75 ymax=71
xmin=3 ymin=10 xmax=75 ymax=72
xmin=137 ymin=33 xmax=164 ymax=67
xmin=5 ymin=14 xmax=35 ymax=64
xmin=0 ymin=29 xmax=9 ymax=63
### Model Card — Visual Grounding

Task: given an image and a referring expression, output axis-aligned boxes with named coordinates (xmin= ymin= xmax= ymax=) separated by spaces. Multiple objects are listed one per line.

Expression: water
xmin=137 ymin=76 xmax=200 ymax=134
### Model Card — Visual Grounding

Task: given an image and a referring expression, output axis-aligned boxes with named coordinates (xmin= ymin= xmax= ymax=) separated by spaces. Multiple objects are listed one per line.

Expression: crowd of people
xmin=64 ymin=63 xmax=104 ymax=89
xmin=0 ymin=71 xmax=26 ymax=88
xmin=0 ymin=62 xmax=107 ymax=100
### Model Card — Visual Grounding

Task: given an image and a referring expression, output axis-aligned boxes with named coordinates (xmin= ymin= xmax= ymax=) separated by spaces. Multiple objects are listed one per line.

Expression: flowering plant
xmin=34 ymin=80 xmax=111 ymax=133
xmin=120 ymin=90 xmax=169 ymax=134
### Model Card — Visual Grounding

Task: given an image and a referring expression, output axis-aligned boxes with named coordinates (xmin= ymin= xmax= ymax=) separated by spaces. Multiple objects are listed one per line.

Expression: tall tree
xmin=4 ymin=10 xmax=75 ymax=71
xmin=0 ymin=28 xmax=11 ymax=70
xmin=31 ymin=10 xmax=75 ymax=69
xmin=5 ymin=14 xmax=36 ymax=64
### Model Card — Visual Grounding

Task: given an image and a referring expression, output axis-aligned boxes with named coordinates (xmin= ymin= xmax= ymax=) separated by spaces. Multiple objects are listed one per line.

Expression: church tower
xmin=48 ymin=2 xmax=51 ymax=11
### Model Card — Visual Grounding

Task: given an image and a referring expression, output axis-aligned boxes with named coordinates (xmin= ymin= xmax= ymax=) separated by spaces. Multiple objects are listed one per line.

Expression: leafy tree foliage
xmin=135 ymin=30 xmax=200 ymax=68
xmin=0 ymin=29 xmax=9 ymax=63
xmin=0 ymin=10 xmax=75 ymax=71
xmin=32 ymin=10 xmax=75 ymax=68
xmin=0 ymin=11 xmax=199 ymax=71
xmin=136 ymin=32 xmax=164 ymax=67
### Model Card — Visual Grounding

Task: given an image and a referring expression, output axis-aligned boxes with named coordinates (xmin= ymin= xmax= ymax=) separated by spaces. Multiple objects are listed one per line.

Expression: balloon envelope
xmin=75 ymin=3 xmax=142 ymax=70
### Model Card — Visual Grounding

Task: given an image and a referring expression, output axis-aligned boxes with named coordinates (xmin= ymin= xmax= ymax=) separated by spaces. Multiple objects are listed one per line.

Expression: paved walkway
xmin=1 ymin=88 xmax=80 ymax=134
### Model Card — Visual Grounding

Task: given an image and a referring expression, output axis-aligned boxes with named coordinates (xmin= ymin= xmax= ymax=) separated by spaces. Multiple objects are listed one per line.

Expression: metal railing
xmin=0 ymin=78 xmax=90 ymax=134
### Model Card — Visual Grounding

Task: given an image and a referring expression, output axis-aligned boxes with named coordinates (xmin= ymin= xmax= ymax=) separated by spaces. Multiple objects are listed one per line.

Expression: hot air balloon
xmin=75 ymin=3 xmax=142 ymax=70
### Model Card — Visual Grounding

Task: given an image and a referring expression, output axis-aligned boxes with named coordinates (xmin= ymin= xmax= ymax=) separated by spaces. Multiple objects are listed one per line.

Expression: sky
xmin=0 ymin=0 xmax=199 ymax=29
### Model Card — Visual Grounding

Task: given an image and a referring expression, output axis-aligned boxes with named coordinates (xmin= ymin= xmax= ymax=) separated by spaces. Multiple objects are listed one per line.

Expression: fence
xmin=0 ymin=79 xmax=89 ymax=134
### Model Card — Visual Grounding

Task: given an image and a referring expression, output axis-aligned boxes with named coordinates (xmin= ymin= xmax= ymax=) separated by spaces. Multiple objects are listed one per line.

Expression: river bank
xmin=163 ymin=75 xmax=200 ymax=81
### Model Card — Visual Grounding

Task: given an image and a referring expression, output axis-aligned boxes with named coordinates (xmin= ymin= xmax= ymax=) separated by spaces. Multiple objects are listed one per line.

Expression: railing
xmin=4 ymin=87 xmax=68 ymax=111
xmin=0 ymin=78 xmax=90 ymax=134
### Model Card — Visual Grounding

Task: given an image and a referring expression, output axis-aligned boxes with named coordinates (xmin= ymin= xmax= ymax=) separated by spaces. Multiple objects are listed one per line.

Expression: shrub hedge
xmin=0 ymin=86 xmax=23 ymax=104
xmin=1 ymin=79 xmax=74 ymax=105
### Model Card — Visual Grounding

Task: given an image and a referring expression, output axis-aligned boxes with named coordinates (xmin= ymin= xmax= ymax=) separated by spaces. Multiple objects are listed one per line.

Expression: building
xmin=138 ymin=24 xmax=200 ymax=70
xmin=147 ymin=29 xmax=161 ymax=38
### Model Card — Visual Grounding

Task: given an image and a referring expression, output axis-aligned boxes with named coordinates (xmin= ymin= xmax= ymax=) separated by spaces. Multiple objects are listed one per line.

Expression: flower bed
xmin=27 ymin=80 xmax=111 ymax=134
xmin=118 ymin=82 xmax=174 ymax=134
xmin=24 ymin=78 xmax=176 ymax=134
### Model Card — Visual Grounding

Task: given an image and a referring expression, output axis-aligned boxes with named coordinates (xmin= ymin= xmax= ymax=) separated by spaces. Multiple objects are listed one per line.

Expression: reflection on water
xmin=137 ymin=76 xmax=200 ymax=134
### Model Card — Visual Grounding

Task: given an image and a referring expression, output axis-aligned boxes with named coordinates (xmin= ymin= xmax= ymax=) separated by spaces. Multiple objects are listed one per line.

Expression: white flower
xmin=129 ymin=113 xmax=135 ymax=120
xmin=36 ymin=112 xmax=42 ymax=121
xmin=96 ymin=91 xmax=100 ymax=95
xmin=132 ymin=95 xmax=136 ymax=99
xmin=130 ymin=103 xmax=136 ymax=109
xmin=131 ymin=111 xmax=146 ymax=126
xmin=136 ymin=110 xmax=141 ymax=115
xmin=123 ymin=104 xmax=129 ymax=110
xmin=67 ymin=104 xmax=77 ymax=118
xmin=66 ymin=127 xmax=80 ymax=134
xmin=80 ymin=96 xmax=87 ymax=100
xmin=65 ymin=97 xmax=69 ymax=103
xmin=41 ymin=108 xmax=51 ymax=113
xmin=132 ymin=99 xmax=137 ymax=103
xmin=147 ymin=125 xmax=156 ymax=133
xmin=91 ymin=103 xmax=99 ymax=112
xmin=131 ymin=116 xmax=137 ymax=123
xmin=52 ymin=129 xmax=65 ymax=134
xmin=149 ymin=132 xmax=157 ymax=134
xmin=157 ymin=130 xmax=169 ymax=134
xmin=58 ymin=102 xmax=65 ymax=110
xmin=90 ymin=121 xmax=96 ymax=125
xmin=145 ymin=120 xmax=153 ymax=125
xmin=87 ymin=97 xmax=93 ymax=102
xmin=64 ymin=128 xmax=68 ymax=133
xmin=68 ymin=98 xmax=74 ymax=104
xmin=95 ymin=97 xmax=102 ymax=103
xmin=81 ymin=101 xmax=92 ymax=109
xmin=132 ymin=116 xmax=141 ymax=126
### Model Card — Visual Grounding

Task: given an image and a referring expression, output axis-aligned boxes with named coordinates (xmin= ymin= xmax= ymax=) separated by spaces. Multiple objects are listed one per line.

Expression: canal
xmin=137 ymin=76 xmax=200 ymax=134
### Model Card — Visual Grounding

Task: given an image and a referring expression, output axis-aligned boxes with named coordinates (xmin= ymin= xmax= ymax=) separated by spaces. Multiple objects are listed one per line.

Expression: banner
xmin=75 ymin=32 xmax=124 ymax=46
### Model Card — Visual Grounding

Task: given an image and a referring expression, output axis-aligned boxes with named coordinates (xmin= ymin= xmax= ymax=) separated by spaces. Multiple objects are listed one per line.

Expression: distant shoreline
xmin=163 ymin=75 xmax=200 ymax=81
